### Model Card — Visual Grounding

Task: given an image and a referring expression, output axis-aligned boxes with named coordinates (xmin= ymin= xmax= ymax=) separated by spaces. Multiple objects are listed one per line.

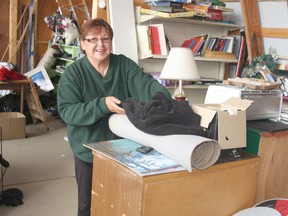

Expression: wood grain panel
xmin=0 ymin=0 xmax=11 ymax=62
xmin=240 ymin=0 xmax=264 ymax=61
xmin=256 ymin=130 xmax=288 ymax=202
xmin=91 ymin=150 xmax=259 ymax=216
xmin=261 ymin=27 xmax=288 ymax=39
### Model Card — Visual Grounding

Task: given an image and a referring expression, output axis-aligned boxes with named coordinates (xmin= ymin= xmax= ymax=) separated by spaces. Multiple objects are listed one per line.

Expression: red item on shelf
xmin=0 ymin=66 xmax=26 ymax=81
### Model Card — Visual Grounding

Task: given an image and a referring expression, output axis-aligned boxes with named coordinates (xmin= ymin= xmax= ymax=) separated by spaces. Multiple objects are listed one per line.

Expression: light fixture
xmin=98 ymin=0 xmax=106 ymax=9
xmin=159 ymin=47 xmax=200 ymax=101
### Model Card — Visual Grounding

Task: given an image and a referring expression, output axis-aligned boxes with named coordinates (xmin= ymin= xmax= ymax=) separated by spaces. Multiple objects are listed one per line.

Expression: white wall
xmin=226 ymin=1 xmax=288 ymax=64
xmin=108 ymin=0 xmax=138 ymax=63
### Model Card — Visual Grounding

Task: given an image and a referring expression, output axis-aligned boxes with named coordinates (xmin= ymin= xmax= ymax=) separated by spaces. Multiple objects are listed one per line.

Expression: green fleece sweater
xmin=57 ymin=54 xmax=171 ymax=163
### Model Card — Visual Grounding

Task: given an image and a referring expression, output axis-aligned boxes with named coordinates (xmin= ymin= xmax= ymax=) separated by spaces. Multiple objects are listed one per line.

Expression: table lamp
xmin=159 ymin=47 xmax=200 ymax=101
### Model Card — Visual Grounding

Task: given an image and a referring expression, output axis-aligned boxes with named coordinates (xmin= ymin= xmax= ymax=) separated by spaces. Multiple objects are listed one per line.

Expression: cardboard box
xmin=0 ymin=112 xmax=26 ymax=140
xmin=192 ymin=97 xmax=253 ymax=149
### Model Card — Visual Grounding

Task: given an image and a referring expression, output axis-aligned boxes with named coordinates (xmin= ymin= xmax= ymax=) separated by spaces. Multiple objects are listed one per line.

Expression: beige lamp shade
xmin=159 ymin=47 xmax=200 ymax=81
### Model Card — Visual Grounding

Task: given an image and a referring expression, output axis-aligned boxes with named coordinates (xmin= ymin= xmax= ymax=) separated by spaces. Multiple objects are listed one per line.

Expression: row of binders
xmin=136 ymin=23 xmax=170 ymax=59
xmin=181 ymin=34 xmax=235 ymax=57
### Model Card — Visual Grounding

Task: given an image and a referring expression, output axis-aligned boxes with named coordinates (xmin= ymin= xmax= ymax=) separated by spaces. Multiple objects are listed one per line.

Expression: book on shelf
xmin=200 ymin=34 xmax=211 ymax=56
xmin=212 ymin=37 xmax=221 ymax=51
xmin=150 ymin=24 xmax=168 ymax=56
xmin=206 ymin=37 xmax=217 ymax=51
xmin=193 ymin=0 xmax=212 ymax=7
xmin=136 ymin=24 xmax=168 ymax=59
xmin=212 ymin=5 xmax=234 ymax=12
xmin=181 ymin=37 xmax=197 ymax=50
xmin=147 ymin=1 xmax=184 ymax=8
xmin=149 ymin=25 xmax=161 ymax=55
xmin=136 ymin=25 xmax=153 ymax=59
xmin=181 ymin=38 xmax=193 ymax=47
xmin=140 ymin=8 xmax=195 ymax=18
xmin=151 ymin=6 xmax=186 ymax=13
xmin=183 ymin=2 xmax=209 ymax=15
xmin=234 ymin=28 xmax=248 ymax=77
xmin=222 ymin=36 xmax=235 ymax=53
xmin=194 ymin=39 xmax=205 ymax=56
xmin=221 ymin=38 xmax=230 ymax=52
xmin=207 ymin=8 xmax=222 ymax=21
xmin=217 ymin=38 xmax=227 ymax=52
xmin=191 ymin=36 xmax=205 ymax=54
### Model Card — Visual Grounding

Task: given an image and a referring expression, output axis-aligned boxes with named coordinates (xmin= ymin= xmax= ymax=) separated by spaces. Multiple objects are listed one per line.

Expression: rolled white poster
xmin=109 ymin=114 xmax=221 ymax=172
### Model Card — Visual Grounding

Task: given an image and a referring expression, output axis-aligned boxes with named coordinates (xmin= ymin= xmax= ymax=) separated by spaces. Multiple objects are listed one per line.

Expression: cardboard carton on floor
xmin=192 ymin=97 xmax=253 ymax=149
xmin=0 ymin=112 xmax=26 ymax=140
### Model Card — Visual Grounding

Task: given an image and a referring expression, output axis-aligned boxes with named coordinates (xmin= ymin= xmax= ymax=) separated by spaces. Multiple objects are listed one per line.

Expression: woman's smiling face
xmin=80 ymin=27 xmax=112 ymax=62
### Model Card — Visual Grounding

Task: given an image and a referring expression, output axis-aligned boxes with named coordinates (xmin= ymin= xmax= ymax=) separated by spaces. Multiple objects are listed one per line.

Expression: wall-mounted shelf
xmin=144 ymin=54 xmax=237 ymax=63
xmin=137 ymin=13 xmax=240 ymax=104
xmin=139 ymin=16 xmax=239 ymax=29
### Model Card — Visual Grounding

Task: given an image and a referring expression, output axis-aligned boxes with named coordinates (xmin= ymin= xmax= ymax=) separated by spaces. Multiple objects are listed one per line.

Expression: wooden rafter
xmin=240 ymin=0 xmax=264 ymax=62
xmin=261 ymin=28 xmax=288 ymax=39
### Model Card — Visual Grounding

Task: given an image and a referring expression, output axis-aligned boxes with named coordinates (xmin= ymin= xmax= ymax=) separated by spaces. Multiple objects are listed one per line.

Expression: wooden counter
xmin=90 ymin=145 xmax=259 ymax=216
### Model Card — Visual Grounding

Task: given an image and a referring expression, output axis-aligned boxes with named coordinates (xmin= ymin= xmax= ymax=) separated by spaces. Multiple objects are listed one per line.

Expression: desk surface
xmin=91 ymin=143 xmax=259 ymax=216
xmin=85 ymin=139 xmax=185 ymax=176
xmin=247 ymin=119 xmax=288 ymax=133
xmin=87 ymin=138 xmax=258 ymax=178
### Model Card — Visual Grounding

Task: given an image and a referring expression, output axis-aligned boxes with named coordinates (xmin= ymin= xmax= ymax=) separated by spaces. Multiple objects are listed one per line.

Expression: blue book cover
xmin=84 ymin=139 xmax=184 ymax=176
xmin=222 ymin=38 xmax=231 ymax=52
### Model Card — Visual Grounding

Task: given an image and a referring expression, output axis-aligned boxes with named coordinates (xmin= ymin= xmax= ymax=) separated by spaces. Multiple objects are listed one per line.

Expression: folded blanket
xmin=122 ymin=92 xmax=206 ymax=136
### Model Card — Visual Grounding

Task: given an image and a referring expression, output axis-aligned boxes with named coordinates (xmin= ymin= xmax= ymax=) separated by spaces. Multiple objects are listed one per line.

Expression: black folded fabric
xmin=122 ymin=92 xmax=206 ymax=137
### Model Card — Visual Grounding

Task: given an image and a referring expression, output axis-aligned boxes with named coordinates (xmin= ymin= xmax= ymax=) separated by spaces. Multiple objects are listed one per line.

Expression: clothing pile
xmin=122 ymin=92 xmax=207 ymax=137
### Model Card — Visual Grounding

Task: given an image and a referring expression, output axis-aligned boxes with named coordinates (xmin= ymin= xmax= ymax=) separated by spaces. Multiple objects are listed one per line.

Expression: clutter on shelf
xmin=37 ymin=9 xmax=81 ymax=84
xmin=142 ymin=0 xmax=235 ymax=23
xmin=0 ymin=62 xmax=26 ymax=82
xmin=44 ymin=10 xmax=79 ymax=46
xmin=242 ymin=48 xmax=279 ymax=79
xmin=239 ymin=48 xmax=288 ymax=96
xmin=223 ymin=77 xmax=281 ymax=90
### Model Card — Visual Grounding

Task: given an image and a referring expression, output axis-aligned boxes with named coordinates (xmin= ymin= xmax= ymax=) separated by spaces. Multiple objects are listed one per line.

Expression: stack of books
xmin=181 ymin=34 xmax=210 ymax=56
xmin=181 ymin=34 xmax=236 ymax=58
xmin=142 ymin=0 xmax=234 ymax=21
xmin=147 ymin=1 xmax=186 ymax=13
xmin=142 ymin=0 xmax=197 ymax=18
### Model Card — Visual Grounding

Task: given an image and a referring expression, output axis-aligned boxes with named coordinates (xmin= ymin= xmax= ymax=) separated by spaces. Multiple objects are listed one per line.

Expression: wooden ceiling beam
xmin=240 ymin=0 xmax=264 ymax=62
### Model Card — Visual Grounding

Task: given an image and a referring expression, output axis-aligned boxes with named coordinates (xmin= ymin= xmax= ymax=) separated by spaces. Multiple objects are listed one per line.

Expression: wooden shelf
xmin=166 ymin=85 xmax=209 ymax=90
xmin=147 ymin=54 xmax=237 ymax=63
xmin=140 ymin=16 xmax=240 ymax=29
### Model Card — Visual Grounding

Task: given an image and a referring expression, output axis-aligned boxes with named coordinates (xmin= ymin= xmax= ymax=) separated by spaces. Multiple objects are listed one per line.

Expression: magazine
xmin=84 ymin=139 xmax=185 ymax=176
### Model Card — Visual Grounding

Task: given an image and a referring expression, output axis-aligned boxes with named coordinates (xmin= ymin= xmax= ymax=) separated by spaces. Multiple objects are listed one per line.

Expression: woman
xmin=57 ymin=18 xmax=171 ymax=216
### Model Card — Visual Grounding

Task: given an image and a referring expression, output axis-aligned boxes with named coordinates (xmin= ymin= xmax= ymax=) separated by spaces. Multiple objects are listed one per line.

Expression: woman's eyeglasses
xmin=84 ymin=37 xmax=111 ymax=44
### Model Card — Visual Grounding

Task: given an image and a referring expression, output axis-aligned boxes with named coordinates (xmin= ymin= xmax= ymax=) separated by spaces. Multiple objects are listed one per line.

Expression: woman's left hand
xmin=105 ymin=96 xmax=125 ymax=114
